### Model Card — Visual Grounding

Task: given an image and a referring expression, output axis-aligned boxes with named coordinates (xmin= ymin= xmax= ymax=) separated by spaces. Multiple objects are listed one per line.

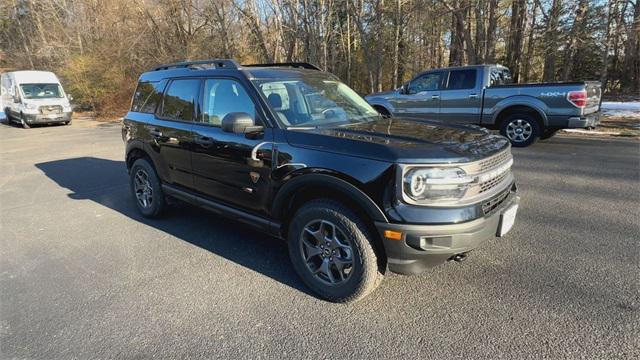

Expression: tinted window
xmin=489 ymin=68 xmax=513 ymax=86
xmin=408 ymin=73 xmax=442 ymax=93
xmin=160 ymin=79 xmax=200 ymax=121
xmin=447 ymin=70 xmax=476 ymax=90
xmin=202 ymin=79 xmax=256 ymax=126
xmin=131 ymin=80 xmax=166 ymax=113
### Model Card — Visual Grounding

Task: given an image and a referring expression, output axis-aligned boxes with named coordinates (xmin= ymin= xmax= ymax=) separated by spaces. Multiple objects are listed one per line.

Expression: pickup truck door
xmin=390 ymin=71 xmax=443 ymax=121
xmin=439 ymin=69 xmax=482 ymax=124
xmin=191 ymin=78 xmax=273 ymax=216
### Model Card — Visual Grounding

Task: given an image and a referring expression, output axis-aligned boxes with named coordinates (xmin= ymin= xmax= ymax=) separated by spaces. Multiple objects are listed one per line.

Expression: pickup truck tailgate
xmin=584 ymin=81 xmax=602 ymax=115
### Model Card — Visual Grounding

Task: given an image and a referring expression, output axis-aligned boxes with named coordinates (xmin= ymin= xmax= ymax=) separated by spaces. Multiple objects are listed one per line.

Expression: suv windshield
xmin=20 ymin=83 xmax=64 ymax=99
xmin=253 ymin=77 xmax=379 ymax=127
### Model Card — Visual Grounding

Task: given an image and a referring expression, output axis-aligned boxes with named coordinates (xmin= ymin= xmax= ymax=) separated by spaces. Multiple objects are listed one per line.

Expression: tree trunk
xmin=485 ymin=0 xmax=499 ymax=63
xmin=561 ymin=0 xmax=589 ymax=81
xmin=542 ymin=0 xmax=561 ymax=82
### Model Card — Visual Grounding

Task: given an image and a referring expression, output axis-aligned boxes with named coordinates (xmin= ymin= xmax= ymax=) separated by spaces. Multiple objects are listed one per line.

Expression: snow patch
xmin=601 ymin=101 xmax=640 ymax=119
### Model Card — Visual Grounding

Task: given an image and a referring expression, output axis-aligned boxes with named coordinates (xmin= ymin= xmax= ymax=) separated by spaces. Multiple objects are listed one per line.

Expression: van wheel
xmin=130 ymin=158 xmax=165 ymax=218
xmin=500 ymin=113 xmax=540 ymax=147
xmin=288 ymin=199 xmax=384 ymax=303
xmin=21 ymin=114 xmax=30 ymax=129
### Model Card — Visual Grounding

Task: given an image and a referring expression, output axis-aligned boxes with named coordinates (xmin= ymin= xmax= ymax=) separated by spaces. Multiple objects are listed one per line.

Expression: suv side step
xmin=162 ymin=184 xmax=281 ymax=237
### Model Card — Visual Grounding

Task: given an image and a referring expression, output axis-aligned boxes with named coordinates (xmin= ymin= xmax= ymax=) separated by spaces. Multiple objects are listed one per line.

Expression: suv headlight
xmin=403 ymin=167 xmax=474 ymax=202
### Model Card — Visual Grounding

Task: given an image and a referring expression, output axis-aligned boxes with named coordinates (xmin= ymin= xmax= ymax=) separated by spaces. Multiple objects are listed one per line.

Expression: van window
xmin=131 ymin=80 xmax=166 ymax=113
xmin=201 ymin=79 xmax=256 ymax=126
xmin=20 ymin=84 xmax=64 ymax=99
xmin=160 ymin=79 xmax=200 ymax=121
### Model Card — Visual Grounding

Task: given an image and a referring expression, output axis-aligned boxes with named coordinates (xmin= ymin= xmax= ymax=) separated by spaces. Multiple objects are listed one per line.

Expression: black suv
xmin=122 ymin=59 xmax=519 ymax=302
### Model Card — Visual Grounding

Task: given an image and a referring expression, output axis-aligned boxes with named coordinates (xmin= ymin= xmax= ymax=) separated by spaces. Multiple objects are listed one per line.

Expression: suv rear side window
xmin=446 ymin=70 xmax=476 ymax=90
xmin=201 ymin=79 xmax=256 ymax=126
xmin=160 ymin=79 xmax=200 ymax=121
xmin=131 ymin=80 xmax=166 ymax=113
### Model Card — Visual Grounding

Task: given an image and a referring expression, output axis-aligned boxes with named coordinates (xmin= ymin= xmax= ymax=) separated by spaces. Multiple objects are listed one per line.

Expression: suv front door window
xmin=191 ymin=78 xmax=272 ymax=213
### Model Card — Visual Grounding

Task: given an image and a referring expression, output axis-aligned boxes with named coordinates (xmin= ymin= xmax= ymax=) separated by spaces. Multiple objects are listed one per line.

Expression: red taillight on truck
xmin=567 ymin=90 xmax=587 ymax=107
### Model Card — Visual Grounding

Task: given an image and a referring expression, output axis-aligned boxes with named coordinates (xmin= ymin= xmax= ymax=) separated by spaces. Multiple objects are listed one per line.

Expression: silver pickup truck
xmin=365 ymin=64 xmax=602 ymax=147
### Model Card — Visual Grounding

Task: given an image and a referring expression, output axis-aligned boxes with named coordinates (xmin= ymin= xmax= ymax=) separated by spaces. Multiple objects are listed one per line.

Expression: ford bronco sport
xmin=122 ymin=59 xmax=519 ymax=302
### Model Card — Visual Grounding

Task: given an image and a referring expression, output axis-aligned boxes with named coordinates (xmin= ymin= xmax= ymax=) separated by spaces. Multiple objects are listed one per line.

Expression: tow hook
xmin=449 ymin=253 xmax=468 ymax=263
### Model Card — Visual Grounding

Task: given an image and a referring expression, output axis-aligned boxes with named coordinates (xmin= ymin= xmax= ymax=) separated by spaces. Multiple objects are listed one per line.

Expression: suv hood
xmin=285 ymin=118 xmax=510 ymax=164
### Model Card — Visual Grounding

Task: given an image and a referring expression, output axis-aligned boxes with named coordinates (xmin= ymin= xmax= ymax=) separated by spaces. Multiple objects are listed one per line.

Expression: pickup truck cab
xmin=365 ymin=64 xmax=602 ymax=147
xmin=123 ymin=60 xmax=519 ymax=302
xmin=1 ymin=71 xmax=73 ymax=128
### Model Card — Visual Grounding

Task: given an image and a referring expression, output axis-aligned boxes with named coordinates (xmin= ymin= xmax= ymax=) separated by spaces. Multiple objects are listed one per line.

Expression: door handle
xmin=468 ymin=94 xmax=479 ymax=99
xmin=148 ymin=128 xmax=163 ymax=138
xmin=431 ymin=95 xmax=440 ymax=100
xmin=194 ymin=135 xmax=214 ymax=147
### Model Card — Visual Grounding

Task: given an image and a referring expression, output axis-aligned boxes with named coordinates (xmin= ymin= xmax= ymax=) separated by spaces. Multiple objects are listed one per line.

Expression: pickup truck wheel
xmin=288 ymin=199 xmax=384 ymax=303
xmin=130 ymin=158 xmax=165 ymax=218
xmin=500 ymin=114 xmax=540 ymax=147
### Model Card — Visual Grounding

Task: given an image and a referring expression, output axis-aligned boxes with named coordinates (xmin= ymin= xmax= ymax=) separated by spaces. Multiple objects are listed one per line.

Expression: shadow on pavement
xmin=35 ymin=156 xmax=313 ymax=297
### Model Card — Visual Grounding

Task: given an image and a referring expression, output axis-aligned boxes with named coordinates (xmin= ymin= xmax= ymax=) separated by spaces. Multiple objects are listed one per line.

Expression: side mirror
xmin=67 ymin=94 xmax=74 ymax=101
xmin=221 ymin=112 xmax=263 ymax=134
xmin=400 ymin=83 xmax=410 ymax=95
xmin=13 ymin=95 xmax=20 ymax=103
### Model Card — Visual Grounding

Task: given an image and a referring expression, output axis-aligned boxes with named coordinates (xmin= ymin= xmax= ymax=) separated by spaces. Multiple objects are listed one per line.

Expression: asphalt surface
xmin=1 ymin=119 xmax=638 ymax=359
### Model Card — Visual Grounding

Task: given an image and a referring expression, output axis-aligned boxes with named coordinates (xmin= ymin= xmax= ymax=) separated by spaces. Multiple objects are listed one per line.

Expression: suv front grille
xmin=477 ymin=150 xmax=510 ymax=172
xmin=482 ymin=187 xmax=511 ymax=215
xmin=479 ymin=171 xmax=509 ymax=193
xmin=39 ymin=105 xmax=63 ymax=115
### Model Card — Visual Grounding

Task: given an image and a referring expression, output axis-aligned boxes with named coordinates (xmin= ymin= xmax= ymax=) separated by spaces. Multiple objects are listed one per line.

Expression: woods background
xmin=0 ymin=0 xmax=638 ymax=116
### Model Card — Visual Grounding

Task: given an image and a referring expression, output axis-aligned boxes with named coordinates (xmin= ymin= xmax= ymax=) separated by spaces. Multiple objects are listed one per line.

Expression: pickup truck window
xmin=489 ymin=68 xmax=513 ymax=86
xmin=446 ymin=70 xmax=476 ymax=90
xmin=408 ymin=72 xmax=442 ymax=93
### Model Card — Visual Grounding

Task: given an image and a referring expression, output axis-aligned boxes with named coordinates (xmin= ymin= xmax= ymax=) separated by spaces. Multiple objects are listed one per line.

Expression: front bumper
xmin=23 ymin=112 xmax=72 ymax=124
xmin=375 ymin=191 xmax=519 ymax=275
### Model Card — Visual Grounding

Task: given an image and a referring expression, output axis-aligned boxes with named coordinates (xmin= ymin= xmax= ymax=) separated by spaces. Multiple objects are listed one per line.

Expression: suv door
xmin=439 ymin=69 xmax=481 ymax=124
xmin=191 ymin=78 xmax=273 ymax=216
xmin=390 ymin=71 xmax=443 ymax=120
xmin=149 ymin=78 xmax=200 ymax=188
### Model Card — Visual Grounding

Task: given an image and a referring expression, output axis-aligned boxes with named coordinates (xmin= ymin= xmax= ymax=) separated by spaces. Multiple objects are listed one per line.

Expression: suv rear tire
xmin=287 ymin=199 xmax=384 ymax=303
xmin=499 ymin=113 xmax=540 ymax=147
xmin=130 ymin=158 xmax=166 ymax=218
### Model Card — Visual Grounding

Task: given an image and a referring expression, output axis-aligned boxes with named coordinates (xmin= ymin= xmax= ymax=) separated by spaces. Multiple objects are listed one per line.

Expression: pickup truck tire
xmin=500 ymin=113 xmax=540 ymax=147
xmin=130 ymin=158 xmax=166 ymax=218
xmin=540 ymin=129 xmax=559 ymax=140
xmin=287 ymin=199 xmax=384 ymax=303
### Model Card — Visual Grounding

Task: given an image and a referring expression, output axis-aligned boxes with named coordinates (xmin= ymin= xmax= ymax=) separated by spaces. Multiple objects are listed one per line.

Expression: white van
xmin=0 ymin=71 xmax=73 ymax=128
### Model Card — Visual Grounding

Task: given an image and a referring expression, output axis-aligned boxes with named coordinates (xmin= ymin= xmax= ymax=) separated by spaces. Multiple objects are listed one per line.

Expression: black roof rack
xmin=152 ymin=59 xmax=240 ymax=71
xmin=242 ymin=62 xmax=322 ymax=71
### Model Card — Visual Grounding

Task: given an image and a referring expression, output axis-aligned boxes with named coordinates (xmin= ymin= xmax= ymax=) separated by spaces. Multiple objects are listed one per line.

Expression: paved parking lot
xmin=1 ymin=119 xmax=638 ymax=359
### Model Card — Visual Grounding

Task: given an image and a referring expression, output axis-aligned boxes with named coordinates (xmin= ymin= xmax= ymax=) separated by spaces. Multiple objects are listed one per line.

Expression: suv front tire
xmin=287 ymin=199 xmax=384 ymax=302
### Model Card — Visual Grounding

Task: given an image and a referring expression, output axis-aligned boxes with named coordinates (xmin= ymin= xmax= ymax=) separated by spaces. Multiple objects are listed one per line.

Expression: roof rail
xmin=152 ymin=59 xmax=240 ymax=71
xmin=242 ymin=62 xmax=322 ymax=71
